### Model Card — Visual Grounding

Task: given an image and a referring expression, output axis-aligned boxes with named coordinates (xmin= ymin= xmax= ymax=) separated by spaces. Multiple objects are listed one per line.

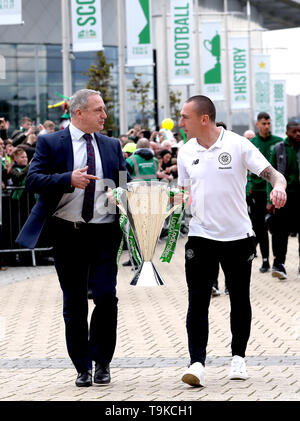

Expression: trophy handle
xmin=166 ymin=193 xmax=189 ymax=217
xmin=117 ymin=202 xmax=127 ymax=215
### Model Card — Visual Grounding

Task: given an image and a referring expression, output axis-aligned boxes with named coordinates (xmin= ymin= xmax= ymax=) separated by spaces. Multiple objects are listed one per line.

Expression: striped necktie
xmin=82 ymin=133 xmax=96 ymax=223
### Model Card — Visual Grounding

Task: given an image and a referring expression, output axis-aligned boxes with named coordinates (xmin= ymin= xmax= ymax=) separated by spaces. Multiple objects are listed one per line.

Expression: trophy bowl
xmin=118 ymin=181 xmax=176 ymax=287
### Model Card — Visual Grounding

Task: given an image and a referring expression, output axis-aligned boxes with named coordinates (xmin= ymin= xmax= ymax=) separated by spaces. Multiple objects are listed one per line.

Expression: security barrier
xmin=0 ymin=186 xmax=52 ymax=266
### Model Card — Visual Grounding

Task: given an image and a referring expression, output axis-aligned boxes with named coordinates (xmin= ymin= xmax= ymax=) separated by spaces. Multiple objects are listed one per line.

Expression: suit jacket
xmin=16 ymin=126 xmax=130 ymax=249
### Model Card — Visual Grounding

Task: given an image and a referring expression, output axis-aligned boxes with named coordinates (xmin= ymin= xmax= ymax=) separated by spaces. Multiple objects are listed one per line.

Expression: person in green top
xmin=266 ymin=119 xmax=300 ymax=280
xmin=247 ymin=112 xmax=283 ymax=273
xmin=125 ymin=138 xmax=159 ymax=181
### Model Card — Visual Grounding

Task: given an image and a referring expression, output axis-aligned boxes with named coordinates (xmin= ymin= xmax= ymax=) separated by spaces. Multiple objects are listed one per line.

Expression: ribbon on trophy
xmin=113 ymin=186 xmax=186 ymax=265
xmin=160 ymin=189 xmax=185 ymax=263
xmin=113 ymin=188 xmax=142 ymax=267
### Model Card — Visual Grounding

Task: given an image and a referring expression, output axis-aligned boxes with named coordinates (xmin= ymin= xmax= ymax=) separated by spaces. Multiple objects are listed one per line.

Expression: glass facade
xmin=0 ymin=43 xmax=155 ymax=135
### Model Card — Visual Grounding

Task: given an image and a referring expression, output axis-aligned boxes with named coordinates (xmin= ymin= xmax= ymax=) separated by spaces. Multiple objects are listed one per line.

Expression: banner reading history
xmin=201 ymin=21 xmax=223 ymax=100
xmin=230 ymin=37 xmax=249 ymax=110
xmin=125 ymin=0 xmax=153 ymax=67
xmin=271 ymin=80 xmax=287 ymax=139
xmin=71 ymin=0 xmax=103 ymax=52
xmin=254 ymin=54 xmax=271 ymax=119
xmin=170 ymin=0 xmax=193 ymax=85
xmin=0 ymin=0 xmax=22 ymax=25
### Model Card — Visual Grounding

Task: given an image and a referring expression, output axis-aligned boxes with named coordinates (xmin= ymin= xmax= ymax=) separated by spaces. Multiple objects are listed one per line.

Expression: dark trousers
xmin=271 ymin=192 xmax=300 ymax=265
xmin=249 ymin=191 xmax=269 ymax=259
xmin=50 ymin=217 xmax=122 ymax=373
xmin=185 ymin=236 xmax=255 ymax=366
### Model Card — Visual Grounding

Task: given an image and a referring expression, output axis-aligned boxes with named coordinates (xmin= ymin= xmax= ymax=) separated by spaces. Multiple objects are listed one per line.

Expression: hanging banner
xmin=71 ymin=0 xmax=103 ymax=52
xmin=201 ymin=21 xmax=223 ymax=100
xmin=230 ymin=37 xmax=249 ymax=110
xmin=0 ymin=0 xmax=22 ymax=25
xmin=254 ymin=54 xmax=271 ymax=119
xmin=271 ymin=80 xmax=287 ymax=139
xmin=125 ymin=0 xmax=153 ymax=67
xmin=0 ymin=54 xmax=5 ymax=79
xmin=170 ymin=0 xmax=193 ymax=85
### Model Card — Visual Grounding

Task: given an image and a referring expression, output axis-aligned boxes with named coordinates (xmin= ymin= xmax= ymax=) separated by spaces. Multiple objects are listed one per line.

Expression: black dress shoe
xmin=94 ymin=363 xmax=110 ymax=385
xmin=75 ymin=370 xmax=92 ymax=387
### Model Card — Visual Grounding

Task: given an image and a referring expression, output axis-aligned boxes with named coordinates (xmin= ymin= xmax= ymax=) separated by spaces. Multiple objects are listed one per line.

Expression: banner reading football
xmin=125 ymin=0 xmax=153 ymax=67
xmin=271 ymin=80 xmax=287 ymax=139
xmin=170 ymin=0 xmax=193 ymax=85
xmin=71 ymin=0 xmax=103 ymax=52
xmin=201 ymin=21 xmax=223 ymax=100
xmin=0 ymin=0 xmax=22 ymax=25
xmin=254 ymin=54 xmax=271 ymax=118
xmin=230 ymin=37 xmax=249 ymax=109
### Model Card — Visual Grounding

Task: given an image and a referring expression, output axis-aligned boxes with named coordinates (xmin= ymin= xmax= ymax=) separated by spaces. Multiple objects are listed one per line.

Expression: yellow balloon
xmin=161 ymin=118 xmax=174 ymax=131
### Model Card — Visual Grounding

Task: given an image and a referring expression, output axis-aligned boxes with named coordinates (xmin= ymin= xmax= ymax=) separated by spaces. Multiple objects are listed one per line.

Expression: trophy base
xmin=130 ymin=261 xmax=165 ymax=287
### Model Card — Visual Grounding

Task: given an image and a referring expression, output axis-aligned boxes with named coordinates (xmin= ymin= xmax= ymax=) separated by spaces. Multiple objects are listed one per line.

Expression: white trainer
xmin=181 ymin=362 xmax=206 ymax=387
xmin=229 ymin=355 xmax=248 ymax=380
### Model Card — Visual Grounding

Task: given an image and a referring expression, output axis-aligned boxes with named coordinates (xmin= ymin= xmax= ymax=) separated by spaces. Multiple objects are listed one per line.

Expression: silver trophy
xmin=117 ymin=181 xmax=180 ymax=287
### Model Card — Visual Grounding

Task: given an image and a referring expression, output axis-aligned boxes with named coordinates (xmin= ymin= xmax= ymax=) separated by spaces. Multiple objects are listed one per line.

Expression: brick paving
xmin=0 ymin=235 xmax=299 ymax=402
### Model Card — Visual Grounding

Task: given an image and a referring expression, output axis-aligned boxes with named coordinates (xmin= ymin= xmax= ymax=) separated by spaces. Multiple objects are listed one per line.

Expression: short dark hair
xmin=257 ymin=112 xmax=270 ymax=121
xmin=286 ymin=118 xmax=300 ymax=130
xmin=20 ymin=116 xmax=32 ymax=125
xmin=186 ymin=95 xmax=216 ymax=122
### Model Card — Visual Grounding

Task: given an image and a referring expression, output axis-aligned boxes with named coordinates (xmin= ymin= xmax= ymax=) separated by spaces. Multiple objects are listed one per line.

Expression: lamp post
xmin=162 ymin=0 xmax=170 ymax=118
xmin=224 ymin=0 xmax=232 ymax=130
xmin=61 ymin=0 xmax=72 ymax=98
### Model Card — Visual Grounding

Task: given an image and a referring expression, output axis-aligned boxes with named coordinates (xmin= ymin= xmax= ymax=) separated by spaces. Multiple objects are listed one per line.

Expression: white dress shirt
xmin=53 ymin=123 xmax=115 ymax=223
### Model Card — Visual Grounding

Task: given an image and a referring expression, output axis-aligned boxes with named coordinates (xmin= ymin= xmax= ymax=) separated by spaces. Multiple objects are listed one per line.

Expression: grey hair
xmin=136 ymin=138 xmax=150 ymax=149
xmin=69 ymin=89 xmax=102 ymax=118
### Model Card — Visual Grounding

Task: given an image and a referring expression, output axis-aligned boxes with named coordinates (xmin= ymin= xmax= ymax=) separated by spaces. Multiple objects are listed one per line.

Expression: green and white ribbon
xmin=114 ymin=187 xmax=185 ymax=266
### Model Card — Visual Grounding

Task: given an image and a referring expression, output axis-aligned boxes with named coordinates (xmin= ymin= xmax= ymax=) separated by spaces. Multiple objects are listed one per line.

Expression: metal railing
xmin=0 ymin=185 xmax=52 ymax=266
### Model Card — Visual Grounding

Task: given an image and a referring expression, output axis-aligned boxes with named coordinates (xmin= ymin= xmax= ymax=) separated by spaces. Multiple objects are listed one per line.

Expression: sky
xmin=263 ymin=27 xmax=300 ymax=96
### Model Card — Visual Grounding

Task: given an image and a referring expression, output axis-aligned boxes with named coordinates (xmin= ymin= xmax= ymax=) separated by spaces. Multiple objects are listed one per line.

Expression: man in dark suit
xmin=16 ymin=89 xmax=130 ymax=387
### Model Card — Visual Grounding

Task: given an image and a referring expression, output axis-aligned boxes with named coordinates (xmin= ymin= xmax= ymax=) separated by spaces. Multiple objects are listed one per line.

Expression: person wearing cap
xmin=266 ymin=119 xmax=300 ymax=280
xmin=247 ymin=112 xmax=283 ymax=274
xmin=122 ymin=142 xmax=137 ymax=159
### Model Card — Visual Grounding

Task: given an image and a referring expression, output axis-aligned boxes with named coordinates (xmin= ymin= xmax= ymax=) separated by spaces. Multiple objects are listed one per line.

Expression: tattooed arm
xmin=259 ymin=165 xmax=287 ymax=209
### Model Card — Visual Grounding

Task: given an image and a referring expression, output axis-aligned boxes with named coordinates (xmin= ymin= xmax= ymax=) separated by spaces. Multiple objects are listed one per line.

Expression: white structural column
xmin=194 ymin=0 xmax=201 ymax=94
xmin=61 ymin=0 xmax=72 ymax=98
xmin=34 ymin=46 xmax=40 ymax=125
xmin=117 ymin=0 xmax=128 ymax=133
xmin=224 ymin=0 xmax=232 ymax=130
xmin=162 ymin=0 xmax=170 ymax=118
